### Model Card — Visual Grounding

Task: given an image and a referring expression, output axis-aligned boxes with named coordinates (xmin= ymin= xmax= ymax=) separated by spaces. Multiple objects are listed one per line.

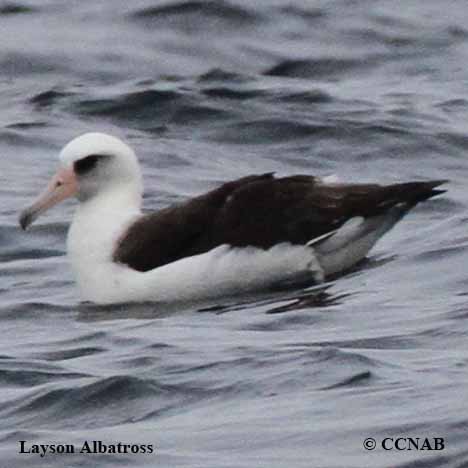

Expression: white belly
xmin=72 ymin=243 xmax=324 ymax=304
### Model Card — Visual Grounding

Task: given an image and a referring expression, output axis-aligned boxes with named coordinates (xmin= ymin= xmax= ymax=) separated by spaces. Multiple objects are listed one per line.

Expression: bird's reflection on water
xmin=77 ymin=284 xmax=350 ymax=324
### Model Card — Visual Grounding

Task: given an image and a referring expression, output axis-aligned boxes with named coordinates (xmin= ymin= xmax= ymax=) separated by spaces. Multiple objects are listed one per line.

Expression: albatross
xmin=19 ymin=133 xmax=446 ymax=304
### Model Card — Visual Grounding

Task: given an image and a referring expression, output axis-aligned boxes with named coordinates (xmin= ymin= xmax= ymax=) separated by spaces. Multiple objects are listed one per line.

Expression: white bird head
xmin=19 ymin=132 xmax=143 ymax=229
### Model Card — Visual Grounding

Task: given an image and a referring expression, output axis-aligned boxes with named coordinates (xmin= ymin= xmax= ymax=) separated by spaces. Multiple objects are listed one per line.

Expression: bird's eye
xmin=74 ymin=155 xmax=102 ymax=175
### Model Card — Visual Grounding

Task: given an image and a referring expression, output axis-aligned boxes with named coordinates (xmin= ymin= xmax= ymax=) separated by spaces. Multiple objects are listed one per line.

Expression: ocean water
xmin=1 ymin=1 xmax=468 ymax=467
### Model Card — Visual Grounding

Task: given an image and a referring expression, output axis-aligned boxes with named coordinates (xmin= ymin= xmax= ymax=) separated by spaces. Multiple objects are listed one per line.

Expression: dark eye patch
xmin=74 ymin=154 xmax=105 ymax=175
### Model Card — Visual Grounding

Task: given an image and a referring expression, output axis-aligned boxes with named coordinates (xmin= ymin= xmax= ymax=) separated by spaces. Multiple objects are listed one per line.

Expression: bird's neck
xmin=77 ymin=186 xmax=142 ymax=218
xmin=67 ymin=188 xmax=142 ymax=278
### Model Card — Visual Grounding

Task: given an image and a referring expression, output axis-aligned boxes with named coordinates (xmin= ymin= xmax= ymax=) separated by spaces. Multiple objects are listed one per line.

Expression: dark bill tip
xmin=19 ymin=208 xmax=36 ymax=231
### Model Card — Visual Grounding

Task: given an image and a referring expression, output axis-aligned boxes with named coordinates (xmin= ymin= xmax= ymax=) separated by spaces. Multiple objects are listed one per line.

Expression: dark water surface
xmin=1 ymin=1 xmax=468 ymax=467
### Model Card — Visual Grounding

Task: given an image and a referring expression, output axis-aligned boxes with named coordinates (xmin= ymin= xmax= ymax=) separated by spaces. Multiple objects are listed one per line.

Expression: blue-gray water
xmin=1 ymin=1 xmax=468 ymax=467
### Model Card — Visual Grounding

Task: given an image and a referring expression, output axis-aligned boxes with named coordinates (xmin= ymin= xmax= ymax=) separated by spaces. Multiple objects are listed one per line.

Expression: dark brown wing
xmin=114 ymin=174 xmax=446 ymax=272
xmin=113 ymin=174 xmax=273 ymax=271
xmin=191 ymin=177 xmax=446 ymax=250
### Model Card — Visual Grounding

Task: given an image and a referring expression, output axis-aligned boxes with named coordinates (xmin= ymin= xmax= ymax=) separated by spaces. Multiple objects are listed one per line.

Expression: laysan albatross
xmin=19 ymin=133 xmax=446 ymax=304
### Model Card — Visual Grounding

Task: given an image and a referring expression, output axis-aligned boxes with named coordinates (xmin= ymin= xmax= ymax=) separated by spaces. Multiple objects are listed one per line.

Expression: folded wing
xmin=114 ymin=174 xmax=446 ymax=272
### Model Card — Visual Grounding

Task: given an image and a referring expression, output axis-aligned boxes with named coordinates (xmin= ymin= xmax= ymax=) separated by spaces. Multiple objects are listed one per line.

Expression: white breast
xmin=67 ymin=191 xmax=140 ymax=303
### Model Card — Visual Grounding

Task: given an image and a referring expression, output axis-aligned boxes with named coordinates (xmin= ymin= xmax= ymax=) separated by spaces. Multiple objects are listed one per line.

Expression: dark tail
xmin=383 ymin=179 xmax=447 ymax=208
xmin=400 ymin=179 xmax=447 ymax=203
